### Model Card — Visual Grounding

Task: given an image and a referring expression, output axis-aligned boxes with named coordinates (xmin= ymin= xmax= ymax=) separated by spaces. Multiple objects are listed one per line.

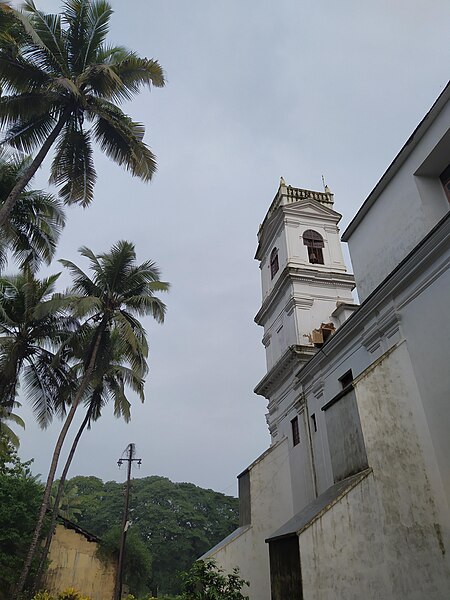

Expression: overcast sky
xmin=13 ymin=0 xmax=450 ymax=495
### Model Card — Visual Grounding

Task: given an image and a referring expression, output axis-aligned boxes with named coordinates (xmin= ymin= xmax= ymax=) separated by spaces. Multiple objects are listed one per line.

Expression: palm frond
xmin=50 ymin=122 xmax=96 ymax=206
xmin=0 ymin=55 xmax=51 ymax=93
xmin=2 ymin=110 xmax=57 ymax=153
xmin=94 ymin=43 xmax=129 ymax=64
xmin=80 ymin=0 xmax=112 ymax=70
xmin=59 ymin=258 xmax=100 ymax=297
xmin=22 ymin=0 xmax=69 ymax=77
xmin=0 ymin=92 xmax=56 ymax=130
xmin=3 ymin=189 xmax=65 ymax=271
xmin=82 ymin=52 xmax=164 ymax=103
xmin=124 ymin=293 xmax=167 ymax=322
xmin=63 ymin=0 xmax=89 ymax=73
xmin=96 ymin=239 xmax=136 ymax=292
xmin=87 ymin=97 xmax=157 ymax=181
xmin=110 ymin=54 xmax=164 ymax=101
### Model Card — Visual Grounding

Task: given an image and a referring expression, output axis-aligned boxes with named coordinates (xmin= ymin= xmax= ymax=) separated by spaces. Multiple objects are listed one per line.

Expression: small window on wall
xmin=440 ymin=164 xmax=450 ymax=203
xmin=291 ymin=416 xmax=300 ymax=446
xmin=339 ymin=369 xmax=353 ymax=390
xmin=303 ymin=230 xmax=324 ymax=264
xmin=270 ymin=247 xmax=279 ymax=279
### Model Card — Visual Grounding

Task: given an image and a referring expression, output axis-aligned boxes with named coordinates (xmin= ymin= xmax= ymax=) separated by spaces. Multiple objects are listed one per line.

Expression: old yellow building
xmin=44 ymin=519 xmax=116 ymax=600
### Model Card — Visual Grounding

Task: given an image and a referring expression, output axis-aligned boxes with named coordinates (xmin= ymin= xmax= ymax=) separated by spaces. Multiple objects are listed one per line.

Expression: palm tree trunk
xmin=33 ymin=407 xmax=92 ymax=593
xmin=14 ymin=322 xmax=105 ymax=598
xmin=0 ymin=109 xmax=69 ymax=229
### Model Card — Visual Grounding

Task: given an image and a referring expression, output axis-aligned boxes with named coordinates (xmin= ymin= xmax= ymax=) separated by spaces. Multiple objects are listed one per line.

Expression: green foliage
xmin=56 ymin=587 xmax=92 ymax=600
xmin=32 ymin=588 xmax=92 ymax=600
xmin=97 ymin=525 xmax=152 ymax=597
xmin=64 ymin=475 xmax=239 ymax=595
xmin=32 ymin=592 xmax=54 ymax=600
xmin=0 ymin=443 xmax=44 ymax=598
xmin=180 ymin=560 xmax=249 ymax=600
xmin=0 ymin=400 xmax=25 ymax=451
xmin=50 ymin=481 xmax=82 ymax=521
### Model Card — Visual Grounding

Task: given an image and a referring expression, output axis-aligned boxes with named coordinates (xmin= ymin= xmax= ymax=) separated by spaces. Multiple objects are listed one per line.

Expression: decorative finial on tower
xmin=322 ymin=175 xmax=332 ymax=196
xmin=280 ymin=176 xmax=286 ymax=187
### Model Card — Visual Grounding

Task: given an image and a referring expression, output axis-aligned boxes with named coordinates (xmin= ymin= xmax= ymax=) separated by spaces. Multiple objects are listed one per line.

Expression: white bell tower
xmin=255 ymin=178 xmax=356 ymax=374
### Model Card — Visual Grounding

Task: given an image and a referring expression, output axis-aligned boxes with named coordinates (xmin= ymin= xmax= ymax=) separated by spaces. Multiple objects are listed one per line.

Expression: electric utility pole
xmin=114 ymin=443 xmax=142 ymax=600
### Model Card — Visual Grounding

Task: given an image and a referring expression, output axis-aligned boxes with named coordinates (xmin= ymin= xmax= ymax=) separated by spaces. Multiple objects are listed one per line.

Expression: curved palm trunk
xmin=14 ymin=323 xmax=105 ymax=598
xmin=33 ymin=408 xmax=92 ymax=592
xmin=0 ymin=110 xmax=69 ymax=229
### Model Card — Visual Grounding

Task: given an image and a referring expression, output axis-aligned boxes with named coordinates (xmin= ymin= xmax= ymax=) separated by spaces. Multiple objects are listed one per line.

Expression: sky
xmin=12 ymin=0 xmax=450 ymax=495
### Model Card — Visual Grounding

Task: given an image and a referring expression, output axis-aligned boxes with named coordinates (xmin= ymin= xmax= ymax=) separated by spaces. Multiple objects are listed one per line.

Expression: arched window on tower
xmin=303 ymin=230 xmax=325 ymax=265
xmin=270 ymin=247 xmax=279 ymax=279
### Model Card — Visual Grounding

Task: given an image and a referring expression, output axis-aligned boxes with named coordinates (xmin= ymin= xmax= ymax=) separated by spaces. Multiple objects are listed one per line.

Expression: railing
xmin=286 ymin=186 xmax=333 ymax=204
xmin=258 ymin=185 xmax=334 ymax=239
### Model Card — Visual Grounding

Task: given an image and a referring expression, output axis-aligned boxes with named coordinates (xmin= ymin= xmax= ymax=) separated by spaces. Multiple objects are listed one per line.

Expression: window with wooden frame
xmin=303 ymin=230 xmax=325 ymax=264
xmin=291 ymin=416 xmax=300 ymax=446
xmin=270 ymin=247 xmax=279 ymax=279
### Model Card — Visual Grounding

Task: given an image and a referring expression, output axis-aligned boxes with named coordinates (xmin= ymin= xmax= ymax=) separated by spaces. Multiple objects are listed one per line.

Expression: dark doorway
xmin=269 ymin=536 xmax=302 ymax=599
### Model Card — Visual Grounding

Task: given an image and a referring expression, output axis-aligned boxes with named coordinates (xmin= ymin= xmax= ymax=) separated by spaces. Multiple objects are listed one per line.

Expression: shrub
xmin=180 ymin=560 xmax=249 ymax=599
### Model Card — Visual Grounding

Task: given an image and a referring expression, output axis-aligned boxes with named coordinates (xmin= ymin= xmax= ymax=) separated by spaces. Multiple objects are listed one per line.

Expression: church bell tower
xmin=254 ymin=179 xmax=357 ymax=439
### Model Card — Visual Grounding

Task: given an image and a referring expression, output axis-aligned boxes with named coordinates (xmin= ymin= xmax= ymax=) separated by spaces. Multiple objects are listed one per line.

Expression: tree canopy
xmin=63 ymin=475 xmax=239 ymax=595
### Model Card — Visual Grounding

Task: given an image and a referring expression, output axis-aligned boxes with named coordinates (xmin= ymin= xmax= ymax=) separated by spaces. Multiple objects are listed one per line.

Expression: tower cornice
xmin=254 ymin=344 xmax=316 ymax=399
xmin=255 ymin=265 xmax=355 ymax=326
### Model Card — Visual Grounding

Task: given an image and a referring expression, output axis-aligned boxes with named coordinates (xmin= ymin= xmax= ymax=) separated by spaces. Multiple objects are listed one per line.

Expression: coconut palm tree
xmin=0 ymin=150 xmax=65 ymax=273
xmin=0 ymin=269 xmax=75 ymax=418
xmin=16 ymin=240 xmax=169 ymax=596
xmin=34 ymin=325 xmax=147 ymax=589
xmin=0 ymin=0 xmax=165 ymax=228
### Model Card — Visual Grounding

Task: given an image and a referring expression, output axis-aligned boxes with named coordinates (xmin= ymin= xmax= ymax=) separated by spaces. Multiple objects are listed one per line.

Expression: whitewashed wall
xmin=203 ymin=439 xmax=293 ymax=600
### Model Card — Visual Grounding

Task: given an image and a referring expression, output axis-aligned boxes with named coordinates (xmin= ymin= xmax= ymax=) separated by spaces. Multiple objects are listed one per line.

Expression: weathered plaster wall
xmin=300 ymin=342 xmax=450 ymax=599
xmin=204 ymin=439 xmax=293 ymax=600
xmin=44 ymin=525 xmax=115 ymax=600
xmin=355 ymin=342 xmax=450 ymax=596
xmin=300 ymin=472 xmax=390 ymax=599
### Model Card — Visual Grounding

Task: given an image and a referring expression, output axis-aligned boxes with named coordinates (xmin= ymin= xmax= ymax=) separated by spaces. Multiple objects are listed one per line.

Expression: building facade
xmin=203 ymin=82 xmax=450 ymax=599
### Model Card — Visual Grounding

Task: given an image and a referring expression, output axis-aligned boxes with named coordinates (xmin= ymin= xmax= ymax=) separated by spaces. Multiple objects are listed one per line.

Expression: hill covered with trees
xmin=62 ymin=475 xmax=239 ymax=594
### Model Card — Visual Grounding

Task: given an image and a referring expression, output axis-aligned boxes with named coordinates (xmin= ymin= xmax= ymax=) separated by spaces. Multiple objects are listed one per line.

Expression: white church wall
xmin=345 ymin=99 xmax=449 ymax=302
xmin=204 ymin=439 xmax=294 ymax=600
xmin=397 ymin=255 xmax=450 ymax=515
